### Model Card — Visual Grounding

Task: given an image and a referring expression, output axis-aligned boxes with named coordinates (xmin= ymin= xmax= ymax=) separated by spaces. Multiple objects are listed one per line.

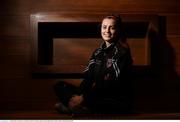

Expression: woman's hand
xmin=68 ymin=95 xmax=84 ymax=109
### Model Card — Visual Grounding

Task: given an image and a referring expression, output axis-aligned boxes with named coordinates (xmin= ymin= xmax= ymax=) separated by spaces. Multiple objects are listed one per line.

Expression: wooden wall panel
xmin=30 ymin=0 xmax=180 ymax=13
xmin=167 ymin=15 xmax=180 ymax=35
xmin=0 ymin=16 xmax=29 ymax=37
xmin=0 ymin=0 xmax=180 ymax=15
xmin=0 ymin=0 xmax=180 ymax=111
xmin=128 ymin=39 xmax=149 ymax=65
xmin=0 ymin=38 xmax=30 ymax=76
xmin=0 ymin=79 xmax=58 ymax=110
xmin=53 ymin=38 xmax=100 ymax=73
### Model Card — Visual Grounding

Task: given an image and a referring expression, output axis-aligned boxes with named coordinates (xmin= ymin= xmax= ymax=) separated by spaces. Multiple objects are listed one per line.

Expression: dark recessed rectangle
xmin=38 ymin=22 xmax=101 ymax=38
xmin=38 ymin=22 xmax=149 ymax=39
xmin=123 ymin=22 xmax=149 ymax=38
xmin=37 ymin=22 xmax=149 ymax=65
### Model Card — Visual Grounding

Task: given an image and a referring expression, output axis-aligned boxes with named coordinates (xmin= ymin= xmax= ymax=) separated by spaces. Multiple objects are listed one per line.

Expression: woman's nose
xmin=105 ymin=27 xmax=110 ymax=33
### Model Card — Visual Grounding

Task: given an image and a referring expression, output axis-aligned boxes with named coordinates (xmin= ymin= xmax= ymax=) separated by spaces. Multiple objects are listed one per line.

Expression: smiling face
xmin=101 ymin=18 xmax=118 ymax=43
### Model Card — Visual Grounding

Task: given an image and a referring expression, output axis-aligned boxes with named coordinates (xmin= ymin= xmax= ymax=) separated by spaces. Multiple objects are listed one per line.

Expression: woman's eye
xmin=102 ymin=26 xmax=106 ymax=29
xmin=111 ymin=26 xmax=115 ymax=30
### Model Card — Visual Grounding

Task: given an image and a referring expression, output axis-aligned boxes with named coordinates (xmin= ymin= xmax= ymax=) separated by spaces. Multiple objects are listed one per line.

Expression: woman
xmin=54 ymin=14 xmax=133 ymax=115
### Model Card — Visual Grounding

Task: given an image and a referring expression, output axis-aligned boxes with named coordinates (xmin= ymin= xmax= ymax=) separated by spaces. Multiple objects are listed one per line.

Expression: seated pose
xmin=54 ymin=14 xmax=133 ymax=115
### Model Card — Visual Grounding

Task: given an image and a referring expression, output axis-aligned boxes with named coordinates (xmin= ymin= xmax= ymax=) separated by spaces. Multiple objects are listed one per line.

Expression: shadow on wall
xmin=134 ymin=16 xmax=180 ymax=113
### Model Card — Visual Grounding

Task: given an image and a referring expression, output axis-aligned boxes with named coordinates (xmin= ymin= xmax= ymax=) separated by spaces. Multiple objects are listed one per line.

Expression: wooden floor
xmin=1 ymin=110 xmax=180 ymax=119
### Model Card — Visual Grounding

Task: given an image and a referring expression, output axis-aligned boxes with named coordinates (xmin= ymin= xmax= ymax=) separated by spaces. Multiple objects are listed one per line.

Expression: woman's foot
xmin=55 ymin=102 xmax=91 ymax=115
xmin=70 ymin=105 xmax=92 ymax=115
xmin=54 ymin=102 xmax=72 ymax=114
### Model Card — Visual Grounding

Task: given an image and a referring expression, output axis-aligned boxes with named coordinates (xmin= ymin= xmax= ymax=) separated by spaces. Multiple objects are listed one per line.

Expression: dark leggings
xmin=54 ymin=81 xmax=79 ymax=106
xmin=54 ymin=81 xmax=133 ymax=114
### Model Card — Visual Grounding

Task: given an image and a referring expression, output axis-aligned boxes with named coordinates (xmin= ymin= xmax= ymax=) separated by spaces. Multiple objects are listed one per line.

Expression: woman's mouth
xmin=103 ymin=34 xmax=111 ymax=37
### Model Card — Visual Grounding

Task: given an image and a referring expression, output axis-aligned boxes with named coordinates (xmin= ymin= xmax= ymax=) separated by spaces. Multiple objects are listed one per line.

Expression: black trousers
xmin=54 ymin=81 xmax=79 ymax=107
xmin=54 ymin=81 xmax=133 ymax=114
